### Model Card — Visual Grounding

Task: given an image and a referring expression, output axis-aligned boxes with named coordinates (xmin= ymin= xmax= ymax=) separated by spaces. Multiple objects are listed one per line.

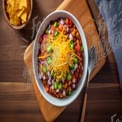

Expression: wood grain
xmin=0 ymin=82 xmax=121 ymax=122
xmin=0 ymin=82 xmax=45 ymax=122
xmin=85 ymin=83 xmax=122 ymax=122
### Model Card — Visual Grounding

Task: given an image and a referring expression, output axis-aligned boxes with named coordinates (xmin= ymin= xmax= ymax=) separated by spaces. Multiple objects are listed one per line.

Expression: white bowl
xmin=33 ymin=10 xmax=88 ymax=106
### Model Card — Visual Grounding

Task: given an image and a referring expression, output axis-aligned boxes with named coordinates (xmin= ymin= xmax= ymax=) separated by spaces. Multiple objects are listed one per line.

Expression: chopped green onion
xmin=47 ymin=45 xmax=53 ymax=53
xmin=81 ymin=46 xmax=84 ymax=52
xmin=69 ymin=41 xmax=74 ymax=49
xmin=46 ymin=29 xmax=49 ymax=34
xmin=68 ymin=90 xmax=72 ymax=96
xmin=51 ymin=71 xmax=54 ymax=77
xmin=69 ymin=63 xmax=75 ymax=70
xmin=54 ymin=31 xmax=59 ymax=36
xmin=54 ymin=21 xmax=58 ymax=27
xmin=42 ymin=66 xmax=47 ymax=73
xmin=58 ymin=82 xmax=62 ymax=90
xmin=53 ymin=82 xmax=58 ymax=89
xmin=73 ymin=57 xmax=78 ymax=64
xmin=67 ymin=73 xmax=72 ymax=81
xmin=47 ymin=57 xmax=52 ymax=64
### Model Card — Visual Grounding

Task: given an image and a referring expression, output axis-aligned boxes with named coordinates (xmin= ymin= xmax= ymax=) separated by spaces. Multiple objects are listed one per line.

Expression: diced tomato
xmin=65 ymin=18 xmax=70 ymax=25
xmin=68 ymin=80 xmax=72 ymax=86
xmin=45 ymin=85 xmax=49 ymax=92
xmin=51 ymin=26 xmax=56 ymax=32
xmin=75 ymin=43 xmax=80 ymax=52
xmin=69 ymin=19 xmax=73 ymax=26
xmin=72 ymin=74 xmax=75 ymax=80
xmin=65 ymin=18 xmax=72 ymax=26
xmin=58 ymin=24 xmax=63 ymax=31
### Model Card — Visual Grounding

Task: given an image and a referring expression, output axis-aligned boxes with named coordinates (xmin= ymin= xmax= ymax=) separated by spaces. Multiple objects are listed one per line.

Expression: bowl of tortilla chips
xmin=3 ymin=0 xmax=33 ymax=29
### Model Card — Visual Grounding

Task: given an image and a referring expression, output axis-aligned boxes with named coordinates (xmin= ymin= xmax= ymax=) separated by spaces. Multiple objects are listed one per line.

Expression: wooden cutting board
xmin=24 ymin=0 xmax=106 ymax=121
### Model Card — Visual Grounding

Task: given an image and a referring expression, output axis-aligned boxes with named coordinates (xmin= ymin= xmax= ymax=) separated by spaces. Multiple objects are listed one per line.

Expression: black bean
xmin=73 ymin=37 xmax=77 ymax=42
xmin=50 ymin=20 xmax=54 ymax=24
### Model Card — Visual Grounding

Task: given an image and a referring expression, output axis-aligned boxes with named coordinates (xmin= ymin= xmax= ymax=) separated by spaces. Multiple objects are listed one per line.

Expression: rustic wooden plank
xmin=0 ymin=82 xmax=45 ymax=122
xmin=1 ymin=82 xmax=121 ymax=122
xmin=0 ymin=61 xmax=26 ymax=82
xmin=85 ymin=83 xmax=122 ymax=122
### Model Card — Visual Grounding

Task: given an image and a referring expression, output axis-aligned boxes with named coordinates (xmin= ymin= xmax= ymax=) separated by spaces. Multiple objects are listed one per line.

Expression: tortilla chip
xmin=20 ymin=10 xmax=27 ymax=22
xmin=18 ymin=0 xmax=27 ymax=9
xmin=6 ymin=0 xmax=30 ymax=26
xmin=16 ymin=7 xmax=25 ymax=17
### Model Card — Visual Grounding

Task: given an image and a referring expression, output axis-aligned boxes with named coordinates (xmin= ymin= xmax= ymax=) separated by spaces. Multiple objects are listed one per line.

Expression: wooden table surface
xmin=0 ymin=0 xmax=122 ymax=122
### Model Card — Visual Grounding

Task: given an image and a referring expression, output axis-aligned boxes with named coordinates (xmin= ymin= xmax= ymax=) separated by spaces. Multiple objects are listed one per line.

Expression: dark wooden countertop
xmin=0 ymin=0 xmax=122 ymax=122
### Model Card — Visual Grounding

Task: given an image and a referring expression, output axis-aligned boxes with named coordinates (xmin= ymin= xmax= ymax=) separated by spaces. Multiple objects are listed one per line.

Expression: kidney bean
xmin=67 ymin=80 xmax=72 ymax=86
xmin=43 ymin=80 xmax=46 ymax=85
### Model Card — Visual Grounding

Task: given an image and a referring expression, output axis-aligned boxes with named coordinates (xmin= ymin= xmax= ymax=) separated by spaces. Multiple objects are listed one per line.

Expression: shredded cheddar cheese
xmin=39 ymin=29 xmax=80 ymax=81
